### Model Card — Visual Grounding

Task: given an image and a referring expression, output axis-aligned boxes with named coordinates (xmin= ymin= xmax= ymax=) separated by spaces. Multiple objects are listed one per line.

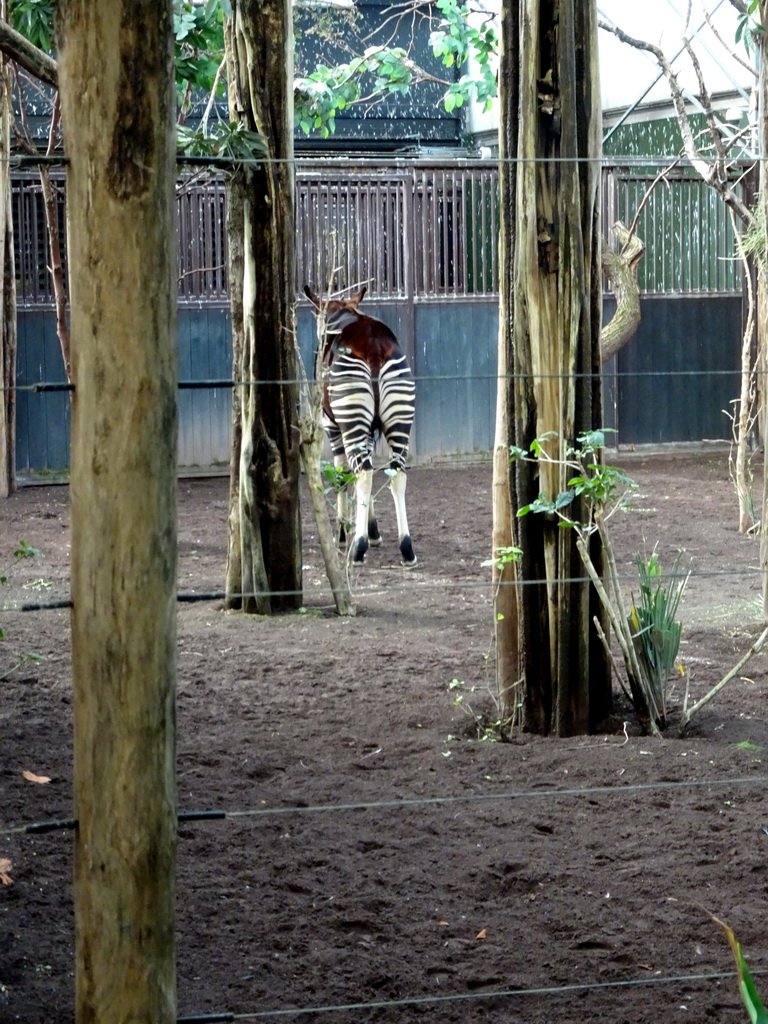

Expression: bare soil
xmin=2 ymin=451 xmax=768 ymax=1023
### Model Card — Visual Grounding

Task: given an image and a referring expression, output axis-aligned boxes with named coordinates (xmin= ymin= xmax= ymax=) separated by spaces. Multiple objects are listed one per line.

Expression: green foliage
xmin=430 ymin=0 xmax=498 ymax=113
xmin=515 ymin=430 xmax=634 ymax=528
xmin=481 ymin=545 xmax=522 ymax=572
xmin=176 ymin=121 xmax=268 ymax=163
xmin=741 ymin=191 xmax=767 ymax=271
xmin=735 ymin=0 xmax=765 ymax=53
xmin=11 ymin=0 xmax=499 ymax=148
xmin=9 ymin=0 xmax=55 ymax=54
xmin=173 ymin=0 xmax=227 ymax=117
xmin=319 ymin=460 xmax=357 ymax=496
xmin=448 ymin=678 xmax=504 ymax=742
xmin=295 ymin=0 xmax=499 ymax=136
xmin=295 ymin=62 xmax=363 ymax=138
xmin=510 ymin=431 xmax=691 ymax=736
xmin=629 ymin=551 xmax=689 ymax=727
xmin=709 ymin=911 xmax=768 ymax=1024
xmin=9 ymin=0 xmax=227 ymax=124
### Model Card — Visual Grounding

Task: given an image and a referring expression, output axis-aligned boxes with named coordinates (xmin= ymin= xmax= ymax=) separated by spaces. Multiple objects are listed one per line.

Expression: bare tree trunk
xmin=295 ymin=298 xmax=356 ymax=616
xmin=299 ymin=430 xmax=356 ymax=615
xmin=493 ymin=0 xmax=521 ymax=730
xmin=39 ymin=94 xmax=71 ymax=379
xmin=499 ymin=0 xmax=610 ymax=736
xmin=758 ymin=7 xmax=768 ymax=620
xmin=224 ymin=0 xmax=302 ymax=614
xmin=600 ymin=221 xmax=644 ymax=363
xmin=58 ymin=3 xmax=177 ymax=1021
xmin=0 ymin=17 xmax=16 ymax=497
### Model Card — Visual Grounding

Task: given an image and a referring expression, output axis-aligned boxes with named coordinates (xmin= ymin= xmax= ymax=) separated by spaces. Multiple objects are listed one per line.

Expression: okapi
xmin=304 ymin=285 xmax=417 ymax=566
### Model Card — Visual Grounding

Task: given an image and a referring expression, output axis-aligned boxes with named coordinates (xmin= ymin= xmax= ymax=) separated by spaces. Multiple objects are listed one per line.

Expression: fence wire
xmin=4 ymin=562 xmax=768 ymax=615
xmin=4 ymin=772 xmax=768 ymax=839
xmin=173 ymin=967 xmax=768 ymax=1022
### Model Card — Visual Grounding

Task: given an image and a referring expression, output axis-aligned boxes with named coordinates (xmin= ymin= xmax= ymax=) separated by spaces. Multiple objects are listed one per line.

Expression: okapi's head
xmin=304 ymin=285 xmax=367 ymax=335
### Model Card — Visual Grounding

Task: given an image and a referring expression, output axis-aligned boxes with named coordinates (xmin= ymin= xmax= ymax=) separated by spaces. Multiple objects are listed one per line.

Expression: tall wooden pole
xmin=224 ymin=0 xmax=302 ymax=614
xmin=496 ymin=0 xmax=610 ymax=735
xmin=0 ymin=0 xmax=15 ymax=498
xmin=58 ymin=2 xmax=178 ymax=1021
xmin=493 ymin=0 xmax=521 ymax=728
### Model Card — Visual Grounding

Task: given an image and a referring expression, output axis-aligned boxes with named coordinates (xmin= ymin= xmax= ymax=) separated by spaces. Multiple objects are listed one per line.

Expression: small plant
xmin=707 ymin=909 xmax=768 ymax=1024
xmin=14 ymin=540 xmax=41 ymax=560
xmin=319 ymin=460 xmax=356 ymax=495
xmin=481 ymin=545 xmax=522 ymax=573
xmin=448 ymin=679 xmax=505 ymax=741
xmin=512 ymin=432 xmax=699 ymax=734
xmin=629 ymin=551 xmax=689 ymax=729
xmin=1 ymin=540 xmax=43 ymax=671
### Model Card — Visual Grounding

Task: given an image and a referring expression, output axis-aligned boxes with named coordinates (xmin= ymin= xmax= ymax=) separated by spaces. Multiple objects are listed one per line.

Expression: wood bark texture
xmin=500 ymin=0 xmax=610 ymax=735
xmin=225 ymin=0 xmax=302 ymax=614
xmin=58 ymin=2 xmax=178 ymax=1020
xmin=0 ymin=29 xmax=15 ymax=497
xmin=758 ymin=7 xmax=768 ymax=619
xmin=493 ymin=0 xmax=521 ymax=727
xmin=600 ymin=221 xmax=644 ymax=363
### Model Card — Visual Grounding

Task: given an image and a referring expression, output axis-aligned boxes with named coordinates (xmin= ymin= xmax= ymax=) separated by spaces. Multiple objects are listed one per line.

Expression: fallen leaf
xmin=0 ymin=858 xmax=13 ymax=885
xmin=476 ymin=928 xmax=487 ymax=939
xmin=22 ymin=770 xmax=51 ymax=784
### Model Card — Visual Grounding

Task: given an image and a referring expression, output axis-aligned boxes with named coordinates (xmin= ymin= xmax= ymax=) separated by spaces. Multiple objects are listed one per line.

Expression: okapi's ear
xmin=304 ymin=285 xmax=320 ymax=308
xmin=349 ymin=285 xmax=367 ymax=306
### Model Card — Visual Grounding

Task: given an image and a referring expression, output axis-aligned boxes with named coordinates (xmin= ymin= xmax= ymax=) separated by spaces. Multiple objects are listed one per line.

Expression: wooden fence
xmin=13 ymin=161 xmax=747 ymax=307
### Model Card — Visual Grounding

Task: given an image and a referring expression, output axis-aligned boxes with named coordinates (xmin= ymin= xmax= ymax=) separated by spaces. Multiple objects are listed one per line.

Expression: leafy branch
xmin=513 ymin=431 xmax=677 ymax=736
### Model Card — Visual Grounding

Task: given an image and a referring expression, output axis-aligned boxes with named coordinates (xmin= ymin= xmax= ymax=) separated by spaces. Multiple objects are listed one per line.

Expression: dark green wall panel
xmin=15 ymin=295 xmax=743 ymax=475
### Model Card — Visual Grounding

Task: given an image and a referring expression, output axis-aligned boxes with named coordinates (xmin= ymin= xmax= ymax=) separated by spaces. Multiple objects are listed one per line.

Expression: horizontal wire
xmin=184 ymin=967 xmax=768 ymax=1021
xmin=6 ymin=153 xmax=760 ymax=169
xmin=3 ymin=367 xmax=757 ymax=395
xmin=221 ymin=774 xmax=768 ymax=822
xmin=5 ymin=567 xmax=767 ymax=614
xmin=6 ymin=561 xmax=768 ymax=614
xmin=3 ymin=773 xmax=768 ymax=839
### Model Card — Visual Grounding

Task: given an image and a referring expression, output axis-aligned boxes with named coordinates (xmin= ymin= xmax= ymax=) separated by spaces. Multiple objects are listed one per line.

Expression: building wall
xmin=16 ymin=294 xmax=741 ymax=477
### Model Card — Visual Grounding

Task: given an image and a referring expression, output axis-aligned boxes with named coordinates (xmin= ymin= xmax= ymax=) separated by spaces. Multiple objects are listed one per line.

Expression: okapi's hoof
xmin=400 ymin=536 xmax=417 ymax=567
xmin=351 ymin=536 xmax=369 ymax=564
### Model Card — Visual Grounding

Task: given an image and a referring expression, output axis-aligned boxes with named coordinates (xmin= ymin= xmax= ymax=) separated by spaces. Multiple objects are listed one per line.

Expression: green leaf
xmin=14 ymin=540 xmax=40 ymax=559
xmin=709 ymin=911 xmax=768 ymax=1024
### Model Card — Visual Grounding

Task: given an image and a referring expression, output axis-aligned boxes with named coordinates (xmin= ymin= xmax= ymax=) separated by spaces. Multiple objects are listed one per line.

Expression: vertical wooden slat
xmin=431 ymin=171 xmax=439 ymax=294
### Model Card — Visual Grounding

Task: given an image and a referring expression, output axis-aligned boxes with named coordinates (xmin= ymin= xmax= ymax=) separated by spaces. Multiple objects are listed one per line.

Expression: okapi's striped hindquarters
xmin=304 ymin=285 xmax=417 ymax=566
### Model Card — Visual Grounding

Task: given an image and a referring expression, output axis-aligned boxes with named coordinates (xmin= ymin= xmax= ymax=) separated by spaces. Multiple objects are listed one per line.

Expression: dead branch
xmin=679 ymin=625 xmax=768 ymax=733
xmin=598 ymin=17 xmax=753 ymax=227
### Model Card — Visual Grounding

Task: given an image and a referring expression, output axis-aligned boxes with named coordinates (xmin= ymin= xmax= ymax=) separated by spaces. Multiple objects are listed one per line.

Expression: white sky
xmin=598 ymin=0 xmax=754 ymax=111
xmin=468 ymin=0 xmax=755 ymax=137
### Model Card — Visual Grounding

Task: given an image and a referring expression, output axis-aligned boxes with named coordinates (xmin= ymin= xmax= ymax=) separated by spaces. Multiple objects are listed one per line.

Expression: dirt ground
xmin=2 ymin=450 xmax=768 ymax=1023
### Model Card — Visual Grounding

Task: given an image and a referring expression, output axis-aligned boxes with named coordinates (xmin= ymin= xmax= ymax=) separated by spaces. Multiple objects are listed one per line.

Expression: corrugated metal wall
xmin=603 ymin=296 xmax=742 ymax=445
xmin=13 ymin=162 xmax=747 ymax=474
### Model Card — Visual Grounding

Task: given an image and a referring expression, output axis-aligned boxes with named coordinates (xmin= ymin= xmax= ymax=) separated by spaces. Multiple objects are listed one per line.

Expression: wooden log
xmin=58 ymin=3 xmax=178 ymax=1021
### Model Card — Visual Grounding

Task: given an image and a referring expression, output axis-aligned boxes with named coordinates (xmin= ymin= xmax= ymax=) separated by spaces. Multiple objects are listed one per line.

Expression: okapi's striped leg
xmin=351 ymin=467 xmax=374 ymax=564
xmin=331 ymin=453 xmax=351 ymax=546
xmin=389 ymin=468 xmax=416 ymax=566
xmin=336 ymin=459 xmax=380 ymax=546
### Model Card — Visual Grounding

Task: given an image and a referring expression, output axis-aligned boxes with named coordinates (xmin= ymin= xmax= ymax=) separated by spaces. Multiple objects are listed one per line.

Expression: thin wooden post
xmin=58 ymin=2 xmax=178 ymax=1021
